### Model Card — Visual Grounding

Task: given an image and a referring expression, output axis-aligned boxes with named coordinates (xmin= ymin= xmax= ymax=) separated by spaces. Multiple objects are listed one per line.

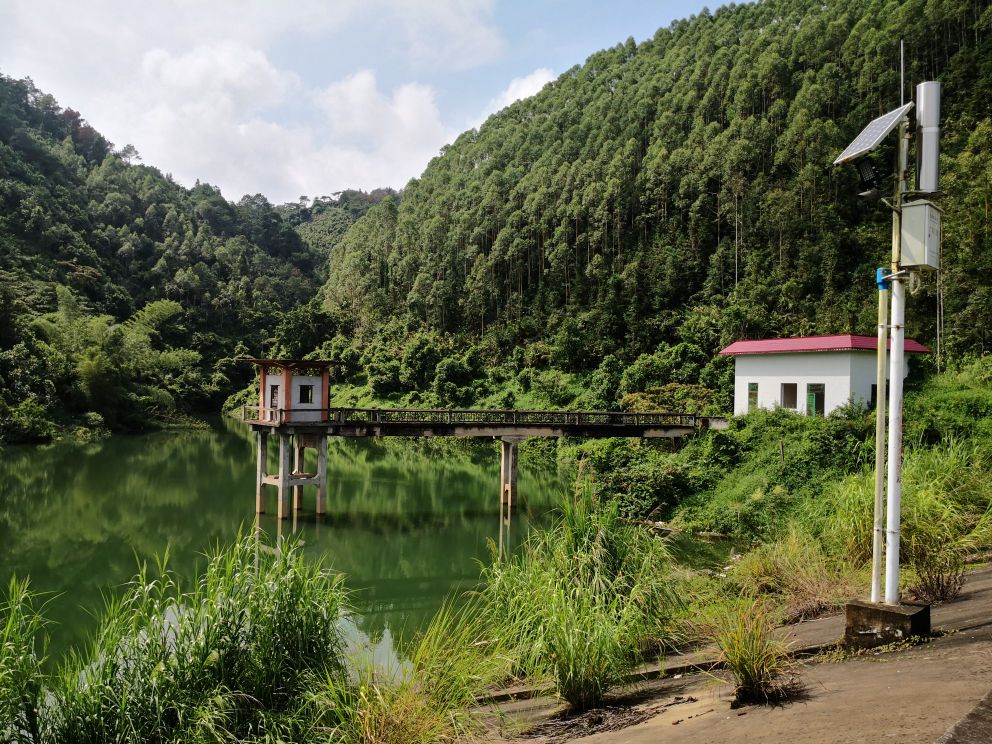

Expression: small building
xmin=719 ymin=335 xmax=930 ymax=417
xmin=245 ymin=358 xmax=331 ymax=424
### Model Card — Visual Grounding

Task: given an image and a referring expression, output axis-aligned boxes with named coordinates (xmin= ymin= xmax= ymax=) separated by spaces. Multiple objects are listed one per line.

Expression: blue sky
xmin=0 ymin=1 xmax=714 ymax=203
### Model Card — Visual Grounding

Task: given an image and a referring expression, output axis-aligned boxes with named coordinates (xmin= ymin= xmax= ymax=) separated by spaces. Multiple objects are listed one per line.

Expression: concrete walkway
xmin=497 ymin=567 xmax=992 ymax=743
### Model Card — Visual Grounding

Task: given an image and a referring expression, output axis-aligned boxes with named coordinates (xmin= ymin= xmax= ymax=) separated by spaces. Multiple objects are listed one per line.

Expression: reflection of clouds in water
xmin=339 ymin=611 xmax=410 ymax=682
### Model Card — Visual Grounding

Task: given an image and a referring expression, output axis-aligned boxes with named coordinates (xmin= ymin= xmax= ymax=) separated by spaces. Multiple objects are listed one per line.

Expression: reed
xmin=480 ymin=483 xmax=679 ymax=711
xmin=810 ymin=440 xmax=992 ymax=601
xmin=48 ymin=530 xmax=348 ymax=743
xmin=0 ymin=578 xmax=47 ymax=744
xmin=709 ymin=600 xmax=799 ymax=705
xmin=309 ymin=598 xmax=504 ymax=743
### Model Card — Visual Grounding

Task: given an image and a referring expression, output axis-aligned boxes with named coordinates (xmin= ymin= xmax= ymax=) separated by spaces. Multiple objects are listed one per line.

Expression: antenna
xmin=900 ymin=40 xmax=905 ymax=106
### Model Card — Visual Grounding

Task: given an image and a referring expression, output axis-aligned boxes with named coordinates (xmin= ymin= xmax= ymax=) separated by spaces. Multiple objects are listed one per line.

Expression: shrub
xmin=710 ymin=600 xmax=800 ymax=705
xmin=532 ymin=369 xmax=575 ymax=407
xmin=432 ymin=355 xmax=475 ymax=405
xmin=586 ymin=354 xmax=624 ymax=410
xmin=400 ymin=332 xmax=443 ymax=390
xmin=50 ymin=531 xmax=348 ymax=742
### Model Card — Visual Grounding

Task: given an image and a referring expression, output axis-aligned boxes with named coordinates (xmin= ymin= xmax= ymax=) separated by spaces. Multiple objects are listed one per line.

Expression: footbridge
xmin=241 ymin=404 xmax=726 ymax=522
xmin=243 ymin=406 xmax=725 ymax=439
xmin=239 ymin=356 xmax=726 ymax=523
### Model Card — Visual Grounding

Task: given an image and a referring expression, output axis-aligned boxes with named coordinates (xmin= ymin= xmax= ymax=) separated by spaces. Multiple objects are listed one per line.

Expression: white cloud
xmin=395 ymin=0 xmax=504 ymax=70
xmin=474 ymin=67 xmax=556 ymax=127
xmin=0 ymin=0 xmax=520 ymax=202
xmin=140 ymin=43 xmax=297 ymax=110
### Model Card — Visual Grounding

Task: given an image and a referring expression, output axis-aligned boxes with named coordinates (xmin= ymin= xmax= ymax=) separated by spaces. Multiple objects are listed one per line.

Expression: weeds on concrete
xmin=708 ymin=600 xmax=802 ymax=705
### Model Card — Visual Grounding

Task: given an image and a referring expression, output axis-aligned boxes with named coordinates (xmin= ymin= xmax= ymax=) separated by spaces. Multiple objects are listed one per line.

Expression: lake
xmin=0 ymin=418 xmax=567 ymax=661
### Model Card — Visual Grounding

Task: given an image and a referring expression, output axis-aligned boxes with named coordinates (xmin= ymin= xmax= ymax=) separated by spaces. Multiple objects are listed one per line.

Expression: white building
xmin=719 ymin=335 xmax=930 ymax=417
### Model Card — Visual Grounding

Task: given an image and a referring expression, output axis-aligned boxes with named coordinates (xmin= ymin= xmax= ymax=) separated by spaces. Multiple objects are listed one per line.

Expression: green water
xmin=0 ymin=419 xmax=567 ymax=660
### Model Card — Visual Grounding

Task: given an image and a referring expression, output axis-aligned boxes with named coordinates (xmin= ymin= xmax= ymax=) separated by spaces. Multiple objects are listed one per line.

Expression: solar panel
xmin=833 ymin=102 xmax=914 ymax=165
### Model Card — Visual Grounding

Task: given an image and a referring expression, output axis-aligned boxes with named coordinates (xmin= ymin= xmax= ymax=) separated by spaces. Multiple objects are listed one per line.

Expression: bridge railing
xmin=242 ymin=405 xmax=701 ymax=428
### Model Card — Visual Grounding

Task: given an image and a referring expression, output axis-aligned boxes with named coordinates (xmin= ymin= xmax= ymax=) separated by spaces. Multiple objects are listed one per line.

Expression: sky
xmin=0 ymin=0 xmax=713 ymax=204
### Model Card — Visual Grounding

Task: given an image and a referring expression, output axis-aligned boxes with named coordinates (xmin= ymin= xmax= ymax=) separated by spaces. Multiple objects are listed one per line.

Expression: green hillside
xmin=319 ymin=0 xmax=992 ymax=411
xmin=3 ymin=0 xmax=992 ymax=441
xmin=0 ymin=74 xmax=388 ymax=441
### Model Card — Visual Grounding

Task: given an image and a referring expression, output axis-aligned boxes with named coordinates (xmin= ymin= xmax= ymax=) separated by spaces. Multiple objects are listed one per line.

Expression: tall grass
xmin=0 ymin=579 xmax=47 ymax=744
xmin=810 ymin=440 xmax=992 ymax=600
xmin=709 ymin=600 xmax=799 ymax=705
xmin=310 ymin=598 xmax=506 ymax=743
xmin=479 ymin=483 xmax=679 ymax=711
xmin=48 ymin=530 xmax=348 ymax=743
xmin=730 ymin=528 xmax=859 ymax=623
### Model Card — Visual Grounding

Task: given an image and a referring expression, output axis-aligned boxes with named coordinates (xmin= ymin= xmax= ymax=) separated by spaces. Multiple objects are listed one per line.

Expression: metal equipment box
xmin=900 ymin=200 xmax=940 ymax=271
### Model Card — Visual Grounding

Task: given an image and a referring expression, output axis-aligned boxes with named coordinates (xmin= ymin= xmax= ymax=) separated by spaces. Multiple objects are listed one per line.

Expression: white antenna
xmin=900 ymin=40 xmax=905 ymax=106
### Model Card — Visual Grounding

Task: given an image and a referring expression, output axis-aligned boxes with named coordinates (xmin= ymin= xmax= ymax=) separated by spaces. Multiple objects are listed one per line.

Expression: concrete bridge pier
xmin=255 ymin=430 xmax=329 ymax=519
xmin=316 ymin=436 xmax=327 ymax=516
xmin=277 ymin=432 xmax=292 ymax=520
xmin=499 ymin=437 xmax=523 ymax=511
xmin=255 ymin=431 xmax=268 ymax=513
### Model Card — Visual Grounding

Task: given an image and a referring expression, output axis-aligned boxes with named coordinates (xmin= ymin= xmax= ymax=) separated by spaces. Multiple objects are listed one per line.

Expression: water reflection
xmin=0 ymin=419 xmax=567 ymax=660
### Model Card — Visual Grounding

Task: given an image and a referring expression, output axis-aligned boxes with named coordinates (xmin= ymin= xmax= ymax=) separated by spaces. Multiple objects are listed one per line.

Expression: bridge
xmin=242 ymin=405 xmax=724 ymax=439
xmin=241 ymin=404 xmax=727 ymax=522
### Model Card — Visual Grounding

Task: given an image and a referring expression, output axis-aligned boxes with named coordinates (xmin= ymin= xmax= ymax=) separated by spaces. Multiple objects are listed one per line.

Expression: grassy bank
xmin=6 ymin=366 xmax=992 ymax=740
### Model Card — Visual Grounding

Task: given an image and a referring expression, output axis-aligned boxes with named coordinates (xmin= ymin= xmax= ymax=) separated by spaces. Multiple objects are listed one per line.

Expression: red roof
xmin=719 ymin=334 xmax=930 ymax=355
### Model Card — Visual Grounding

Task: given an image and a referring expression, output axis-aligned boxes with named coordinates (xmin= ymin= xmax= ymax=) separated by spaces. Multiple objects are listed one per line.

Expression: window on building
xmin=748 ymin=382 xmax=759 ymax=411
xmin=807 ymin=383 xmax=825 ymax=416
xmin=781 ymin=383 xmax=798 ymax=409
xmin=299 ymin=384 xmax=313 ymax=404
xmin=870 ymin=384 xmax=880 ymax=409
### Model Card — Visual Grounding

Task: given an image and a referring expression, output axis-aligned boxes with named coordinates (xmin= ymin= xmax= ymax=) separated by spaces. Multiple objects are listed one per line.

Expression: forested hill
xmin=321 ymin=0 xmax=992 ymax=411
xmin=0 ymin=73 xmax=390 ymax=441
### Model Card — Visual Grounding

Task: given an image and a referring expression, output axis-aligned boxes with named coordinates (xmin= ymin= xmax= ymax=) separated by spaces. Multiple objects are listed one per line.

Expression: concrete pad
xmin=572 ymin=629 xmax=992 ymax=744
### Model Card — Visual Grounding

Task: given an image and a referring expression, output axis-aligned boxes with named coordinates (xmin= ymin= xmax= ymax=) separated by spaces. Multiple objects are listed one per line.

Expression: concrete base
xmin=844 ymin=600 xmax=931 ymax=649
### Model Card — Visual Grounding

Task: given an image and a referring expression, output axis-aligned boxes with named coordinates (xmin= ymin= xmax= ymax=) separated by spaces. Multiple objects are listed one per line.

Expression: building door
xmin=806 ymin=383 xmax=825 ymax=416
xmin=269 ymin=384 xmax=280 ymax=415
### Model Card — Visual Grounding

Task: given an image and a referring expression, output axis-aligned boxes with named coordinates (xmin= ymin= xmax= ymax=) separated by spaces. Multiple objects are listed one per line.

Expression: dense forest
xmin=318 ymin=0 xmax=992 ymax=412
xmin=3 ymin=0 xmax=992 ymax=443
xmin=0 ymin=71 xmax=392 ymax=441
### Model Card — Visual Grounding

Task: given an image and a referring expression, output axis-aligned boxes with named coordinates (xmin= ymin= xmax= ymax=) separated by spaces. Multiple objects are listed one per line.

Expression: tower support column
xmin=316 ymin=434 xmax=328 ymax=515
xmin=255 ymin=431 xmax=268 ymax=514
xmin=277 ymin=432 xmax=291 ymax=520
xmin=293 ymin=442 xmax=305 ymax=512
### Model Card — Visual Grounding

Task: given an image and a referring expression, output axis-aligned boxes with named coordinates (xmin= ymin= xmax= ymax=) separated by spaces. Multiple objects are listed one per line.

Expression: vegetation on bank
xmin=479 ymin=485 xmax=679 ymax=711
xmin=4 ymin=362 xmax=992 ymax=739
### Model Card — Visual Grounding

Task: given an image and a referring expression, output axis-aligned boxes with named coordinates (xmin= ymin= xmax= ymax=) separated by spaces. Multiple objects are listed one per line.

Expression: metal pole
xmin=884 ymin=118 xmax=909 ymax=605
xmin=885 ymin=278 xmax=906 ymax=604
xmin=871 ymin=285 xmax=888 ymax=603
